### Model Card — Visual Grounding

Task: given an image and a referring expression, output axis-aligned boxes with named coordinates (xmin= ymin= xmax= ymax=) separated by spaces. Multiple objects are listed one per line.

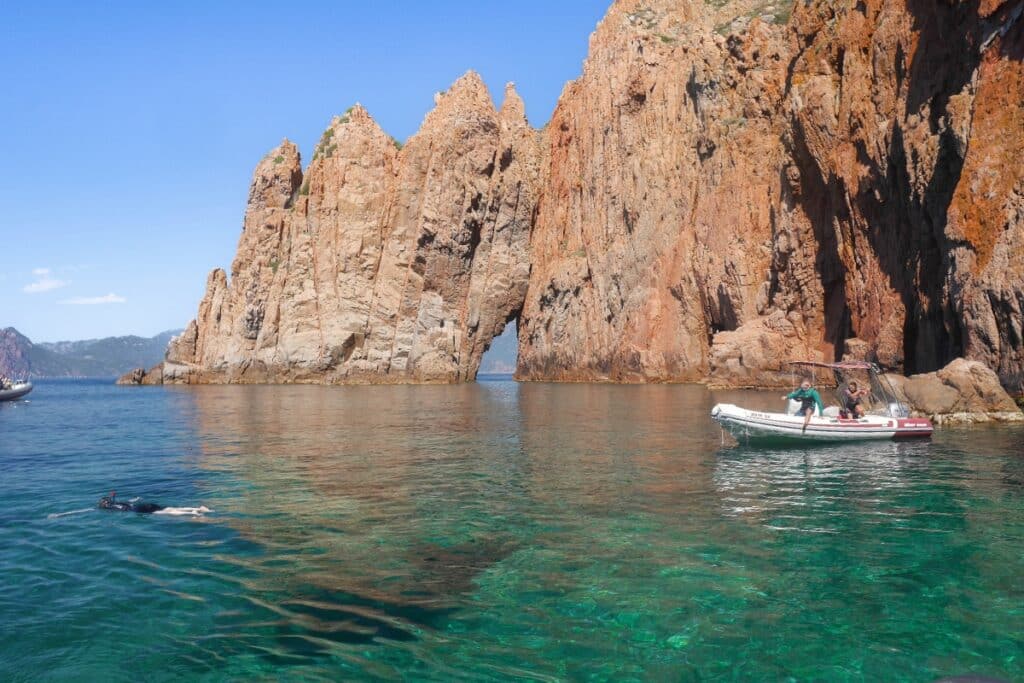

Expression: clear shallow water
xmin=2 ymin=378 xmax=1023 ymax=682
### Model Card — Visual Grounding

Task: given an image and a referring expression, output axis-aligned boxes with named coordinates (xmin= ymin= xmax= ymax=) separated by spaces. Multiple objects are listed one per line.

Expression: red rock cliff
xmin=158 ymin=0 xmax=1023 ymax=389
xmin=165 ymin=74 xmax=539 ymax=384
xmin=518 ymin=0 xmax=1024 ymax=389
xmin=518 ymin=0 xmax=791 ymax=382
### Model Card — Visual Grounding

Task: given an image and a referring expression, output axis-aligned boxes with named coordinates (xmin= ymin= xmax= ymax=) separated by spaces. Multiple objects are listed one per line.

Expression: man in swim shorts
xmin=842 ymin=380 xmax=870 ymax=418
xmin=783 ymin=380 xmax=825 ymax=432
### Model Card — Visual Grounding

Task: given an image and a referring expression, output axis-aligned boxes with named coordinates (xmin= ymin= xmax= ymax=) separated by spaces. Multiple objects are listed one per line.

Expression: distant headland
xmin=0 ymin=327 xmax=178 ymax=378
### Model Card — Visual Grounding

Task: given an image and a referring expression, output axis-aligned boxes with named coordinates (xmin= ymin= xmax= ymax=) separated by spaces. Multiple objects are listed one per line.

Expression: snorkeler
xmin=98 ymin=491 xmax=164 ymax=513
xmin=97 ymin=491 xmax=210 ymax=516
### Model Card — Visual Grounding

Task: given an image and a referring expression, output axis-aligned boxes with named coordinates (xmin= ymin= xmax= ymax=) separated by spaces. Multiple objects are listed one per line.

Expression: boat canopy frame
xmin=787 ymin=361 xmax=910 ymax=418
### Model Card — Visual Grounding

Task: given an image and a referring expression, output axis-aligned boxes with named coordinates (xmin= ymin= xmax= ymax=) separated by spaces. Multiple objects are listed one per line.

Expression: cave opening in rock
xmin=478 ymin=321 xmax=518 ymax=376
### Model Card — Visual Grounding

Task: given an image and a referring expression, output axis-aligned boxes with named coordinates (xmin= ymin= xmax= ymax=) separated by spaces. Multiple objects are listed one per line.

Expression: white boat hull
xmin=711 ymin=403 xmax=933 ymax=443
xmin=0 ymin=382 xmax=33 ymax=402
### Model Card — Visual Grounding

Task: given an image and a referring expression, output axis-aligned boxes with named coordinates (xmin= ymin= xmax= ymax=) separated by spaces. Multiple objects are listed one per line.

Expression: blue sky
xmin=0 ymin=1 xmax=609 ymax=342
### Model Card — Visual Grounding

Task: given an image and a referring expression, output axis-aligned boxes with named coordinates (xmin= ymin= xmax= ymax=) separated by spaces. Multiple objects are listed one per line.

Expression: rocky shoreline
xmin=119 ymin=354 xmax=1024 ymax=426
xmin=883 ymin=359 xmax=1023 ymax=425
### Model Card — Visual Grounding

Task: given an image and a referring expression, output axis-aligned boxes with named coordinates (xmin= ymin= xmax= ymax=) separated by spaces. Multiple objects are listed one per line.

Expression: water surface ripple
xmin=1 ymin=379 xmax=1022 ymax=681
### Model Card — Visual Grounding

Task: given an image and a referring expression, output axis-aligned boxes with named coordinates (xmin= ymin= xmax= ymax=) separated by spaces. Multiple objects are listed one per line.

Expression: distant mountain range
xmin=0 ymin=327 xmax=179 ymax=378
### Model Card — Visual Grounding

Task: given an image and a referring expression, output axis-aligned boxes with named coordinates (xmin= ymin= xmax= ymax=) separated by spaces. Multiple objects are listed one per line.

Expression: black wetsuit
xmin=98 ymin=496 xmax=164 ymax=514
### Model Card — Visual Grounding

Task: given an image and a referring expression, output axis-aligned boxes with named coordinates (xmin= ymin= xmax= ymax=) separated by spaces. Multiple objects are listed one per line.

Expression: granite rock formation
xmin=764 ymin=0 xmax=1024 ymax=390
xmin=161 ymin=74 xmax=539 ymax=384
xmin=885 ymin=358 xmax=1024 ymax=424
xmin=518 ymin=1 xmax=792 ymax=382
xmin=519 ymin=0 xmax=1024 ymax=390
xmin=117 ymin=365 xmax=163 ymax=386
xmin=147 ymin=0 xmax=1022 ymax=391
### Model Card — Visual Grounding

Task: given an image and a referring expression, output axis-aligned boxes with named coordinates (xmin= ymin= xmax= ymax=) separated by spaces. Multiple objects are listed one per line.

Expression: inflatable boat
xmin=711 ymin=403 xmax=933 ymax=442
xmin=0 ymin=381 xmax=33 ymax=402
xmin=711 ymin=362 xmax=933 ymax=444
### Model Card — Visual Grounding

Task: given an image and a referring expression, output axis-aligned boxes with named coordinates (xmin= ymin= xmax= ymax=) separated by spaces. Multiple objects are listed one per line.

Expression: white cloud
xmin=59 ymin=293 xmax=127 ymax=305
xmin=24 ymin=267 xmax=70 ymax=293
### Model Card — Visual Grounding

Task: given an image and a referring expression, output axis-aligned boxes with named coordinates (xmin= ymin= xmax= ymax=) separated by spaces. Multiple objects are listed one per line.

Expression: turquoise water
xmin=2 ymin=378 xmax=1023 ymax=682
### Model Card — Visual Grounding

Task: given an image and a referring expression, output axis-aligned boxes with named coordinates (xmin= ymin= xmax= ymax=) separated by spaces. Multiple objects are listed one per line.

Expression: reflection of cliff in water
xmin=180 ymin=383 xmax=733 ymax=614
xmin=182 ymin=383 xmax=526 ymax=625
xmin=515 ymin=383 xmax=722 ymax=511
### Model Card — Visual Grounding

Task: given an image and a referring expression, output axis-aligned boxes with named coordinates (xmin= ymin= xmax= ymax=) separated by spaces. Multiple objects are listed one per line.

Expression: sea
xmin=1 ymin=377 xmax=1023 ymax=682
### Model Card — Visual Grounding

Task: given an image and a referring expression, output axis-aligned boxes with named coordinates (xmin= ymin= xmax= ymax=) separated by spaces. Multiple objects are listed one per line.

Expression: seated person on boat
xmin=842 ymin=380 xmax=869 ymax=418
xmin=784 ymin=380 xmax=824 ymax=431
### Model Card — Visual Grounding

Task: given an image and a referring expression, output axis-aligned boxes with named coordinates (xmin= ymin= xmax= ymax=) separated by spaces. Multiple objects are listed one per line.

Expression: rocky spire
xmin=498 ymin=82 xmax=527 ymax=129
xmin=158 ymin=69 xmax=539 ymax=384
xmin=247 ymin=140 xmax=302 ymax=211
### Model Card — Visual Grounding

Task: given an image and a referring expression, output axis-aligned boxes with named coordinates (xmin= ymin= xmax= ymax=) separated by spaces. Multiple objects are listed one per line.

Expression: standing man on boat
xmin=783 ymin=380 xmax=825 ymax=432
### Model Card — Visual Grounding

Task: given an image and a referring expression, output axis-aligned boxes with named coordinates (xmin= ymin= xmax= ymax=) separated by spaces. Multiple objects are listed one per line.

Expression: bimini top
xmin=787 ymin=361 xmax=875 ymax=371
